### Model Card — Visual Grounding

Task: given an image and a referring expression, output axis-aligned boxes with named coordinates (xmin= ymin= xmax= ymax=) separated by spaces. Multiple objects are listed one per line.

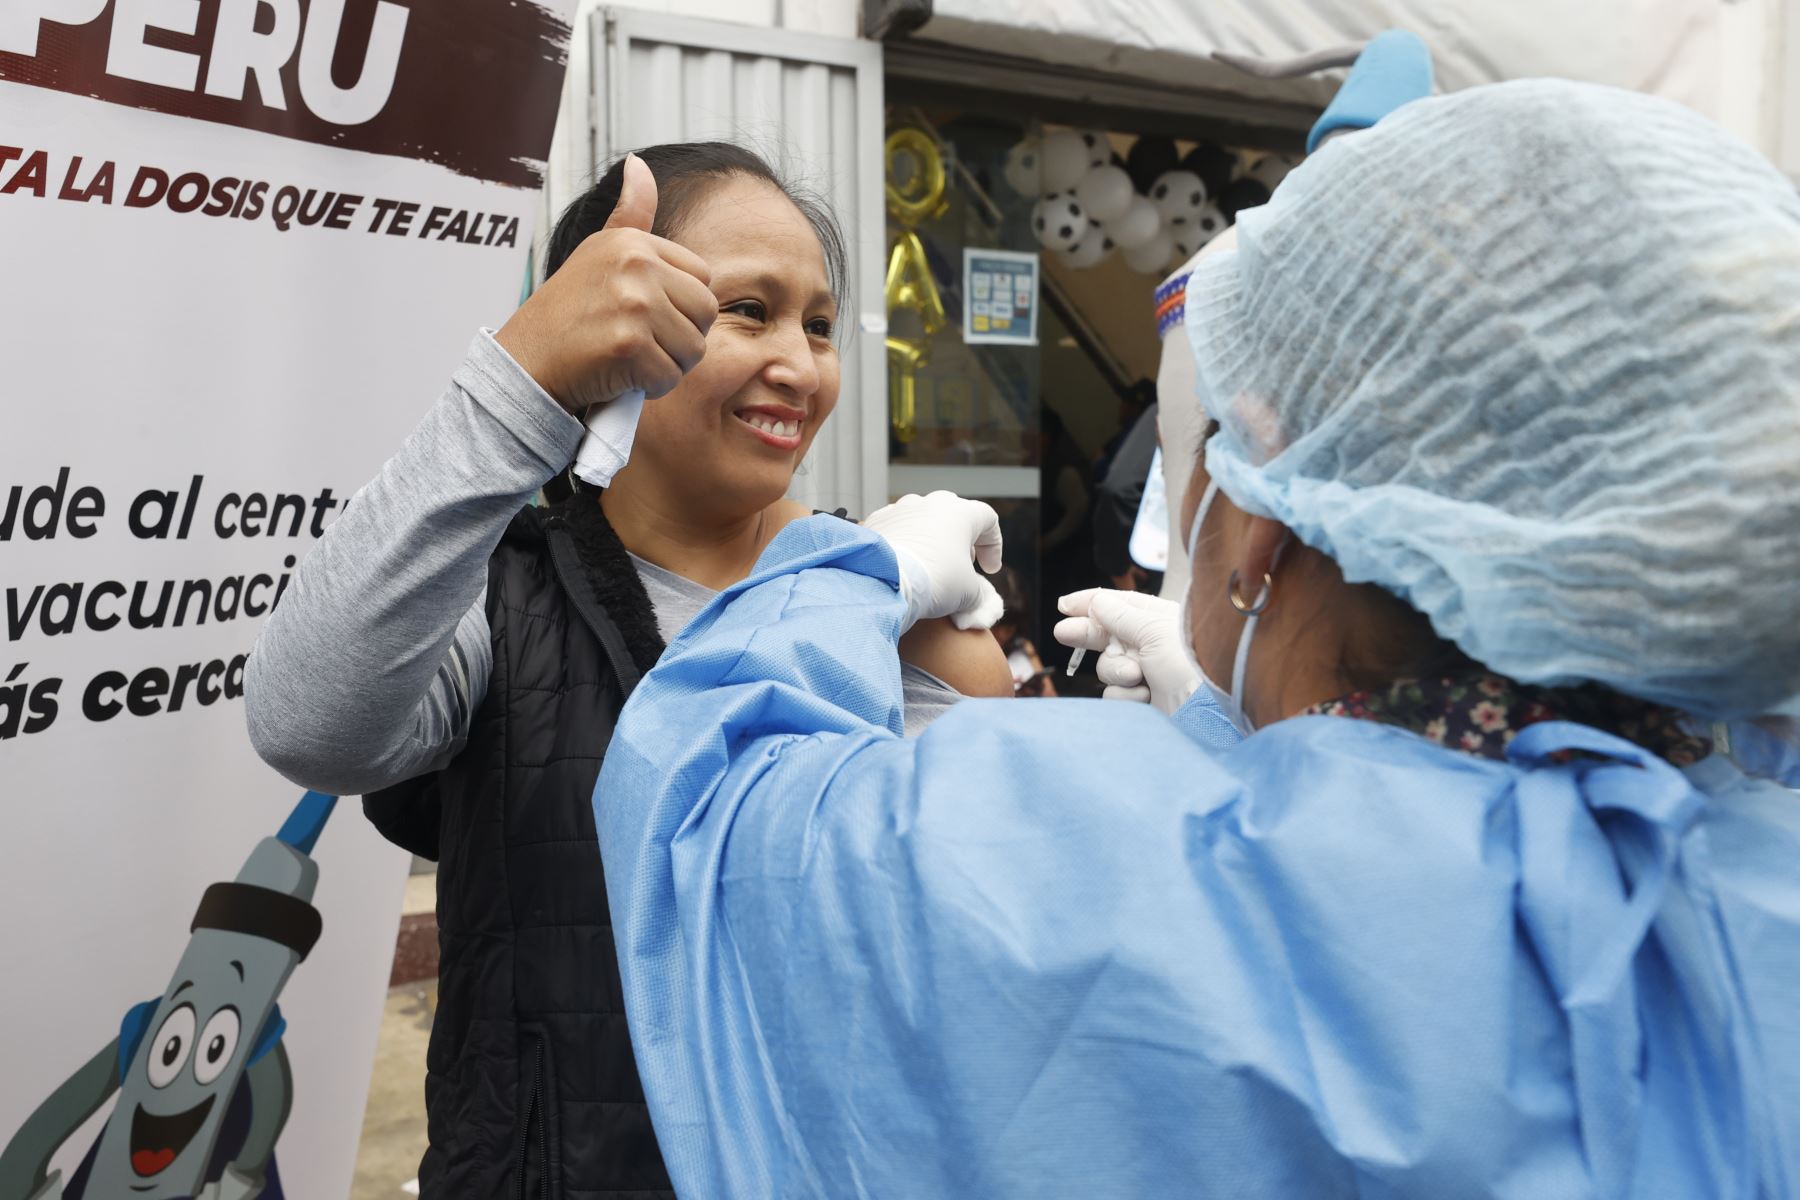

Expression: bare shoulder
xmin=763 ymin=501 xmax=1011 ymax=697
xmin=766 ymin=498 xmax=821 ymax=536
xmin=899 ymin=618 xmax=1014 ymax=699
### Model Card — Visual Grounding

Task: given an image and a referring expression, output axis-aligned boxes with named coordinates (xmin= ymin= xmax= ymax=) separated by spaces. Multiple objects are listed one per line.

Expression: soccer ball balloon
xmin=1150 ymin=170 xmax=1208 ymax=231
xmin=1073 ymin=164 xmax=1133 ymax=224
xmin=1077 ymin=129 xmax=1111 ymax=171
xmin=1033 ymin=192 xmax=1088 ymax=252
xmin=1059 ymin=222 xmax=1113 ymax=269
xmin=1039 ymin=130 xmax=1089 ymax=194
xmin=1246 ymin=153 xmax=1300 ymax=192
xmin=1103 ymin=195 xmax=1161 ymax=251
xmin=1123 ymin=228 xmax=1176 ymax=274
xmin=1172 ymin=203 xmax=1229 ymax=259
xmin=1002 ymin=138 xmax=1042 ymax=196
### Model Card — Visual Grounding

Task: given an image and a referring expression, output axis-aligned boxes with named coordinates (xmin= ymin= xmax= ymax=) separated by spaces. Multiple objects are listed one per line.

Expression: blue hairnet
xmin=1187 ymin=80 xmax=1800 ymax=720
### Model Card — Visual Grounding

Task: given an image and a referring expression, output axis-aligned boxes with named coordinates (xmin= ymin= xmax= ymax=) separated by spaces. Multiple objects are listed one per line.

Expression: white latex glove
xmin=1054 ymin=588 xmax=1200 ymax=714
xmin=863 ymin=492 xmax=1005 ymax=631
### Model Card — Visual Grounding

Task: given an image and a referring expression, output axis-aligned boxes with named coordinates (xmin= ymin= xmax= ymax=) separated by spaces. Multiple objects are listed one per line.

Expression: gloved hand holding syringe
xmin=1055 ymin=588 xmax=1200 ymax=713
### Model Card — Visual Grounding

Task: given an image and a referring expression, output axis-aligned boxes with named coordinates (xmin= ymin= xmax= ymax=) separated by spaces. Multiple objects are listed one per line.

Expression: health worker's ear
xmin=1234 ymin=516 xmax=1290 ymax=598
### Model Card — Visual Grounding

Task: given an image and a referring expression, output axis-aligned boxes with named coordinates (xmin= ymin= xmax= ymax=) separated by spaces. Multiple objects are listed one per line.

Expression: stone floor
xmin=349 ymin=981 xmax=434 ymax=1199
xmin=349 ymin=867 xmax=437 ymax=1199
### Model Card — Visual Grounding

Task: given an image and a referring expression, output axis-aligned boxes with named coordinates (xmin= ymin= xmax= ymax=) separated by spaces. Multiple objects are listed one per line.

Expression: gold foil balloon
xmin=885 ymin=127 xmax=948 ymax=227
xmin=885 ymin=231 xmax=946 ymax=336
xmin=884 ymin=128 xmax=950 ymax=444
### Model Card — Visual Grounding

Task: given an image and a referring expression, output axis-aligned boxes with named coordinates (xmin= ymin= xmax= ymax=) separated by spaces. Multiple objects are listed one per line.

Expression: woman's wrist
xmin=493 ymin=316 xmax=579 ymax=414
xmin=468 ymin=330 xmax=586 ymax=469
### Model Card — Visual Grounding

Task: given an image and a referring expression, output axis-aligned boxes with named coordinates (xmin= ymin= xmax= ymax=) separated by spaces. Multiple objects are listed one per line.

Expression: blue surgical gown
xmin=593 ymin=517 xmax=1800 ymax=1198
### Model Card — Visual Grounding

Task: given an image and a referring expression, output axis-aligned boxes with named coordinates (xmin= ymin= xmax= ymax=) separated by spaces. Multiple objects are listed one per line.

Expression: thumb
xmin=937 ymin=494 xmax=1003 ymax=574
xmin=950 ymin=577 xmax=1005 ymax=631
xmin=1052 ymin=614 xmax=1110 ymax=653
xmin=1057 ymin=587 xmax=1101 ymax=618
xmin=605 ymin=153 xmax=658 ymax=233
xmin=1087 ymin=589 xmax=1162 ymax=651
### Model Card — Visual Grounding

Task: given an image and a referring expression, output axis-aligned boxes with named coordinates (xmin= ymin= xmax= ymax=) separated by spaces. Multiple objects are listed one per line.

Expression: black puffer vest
xmin=365 ymin=492 xmax=673 ymax=1199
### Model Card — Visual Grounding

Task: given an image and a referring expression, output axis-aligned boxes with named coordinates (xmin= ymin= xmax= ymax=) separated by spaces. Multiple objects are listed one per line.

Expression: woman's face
xmin=630 ymin=175 xmax=840 ymax=517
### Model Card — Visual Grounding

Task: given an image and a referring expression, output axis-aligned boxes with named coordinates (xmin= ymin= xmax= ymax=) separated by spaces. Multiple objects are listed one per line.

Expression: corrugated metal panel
xmin=541 ymin=7 xmax=887 ymax=517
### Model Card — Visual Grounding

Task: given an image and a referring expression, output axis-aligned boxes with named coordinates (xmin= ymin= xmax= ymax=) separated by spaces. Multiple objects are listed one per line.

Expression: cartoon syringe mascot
xmin=0 ymin=792 xmax=336 ymax=1200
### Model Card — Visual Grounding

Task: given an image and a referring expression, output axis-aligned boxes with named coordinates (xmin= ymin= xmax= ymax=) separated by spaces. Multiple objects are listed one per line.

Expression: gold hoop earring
xmin=1227 ymin=569 xmax=1273 ymax=616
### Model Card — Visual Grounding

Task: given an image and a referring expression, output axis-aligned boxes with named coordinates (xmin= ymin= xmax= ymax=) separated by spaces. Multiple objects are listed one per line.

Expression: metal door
xmin=545 ymin=7 xmax=887 ymax=516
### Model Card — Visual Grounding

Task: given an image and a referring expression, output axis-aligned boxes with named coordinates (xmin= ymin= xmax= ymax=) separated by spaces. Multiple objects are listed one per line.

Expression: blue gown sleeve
xmin=594 ymin=517 xmax=1265 ymax=1194
xmin=592 ymin=516 xmax=1790 ymax=1199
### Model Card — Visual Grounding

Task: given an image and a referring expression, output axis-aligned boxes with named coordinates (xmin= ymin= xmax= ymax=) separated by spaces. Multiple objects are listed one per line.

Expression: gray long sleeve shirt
xmin=245 ymin=331 xmax=587 ymax=796
xmin=246 ymin=331 xmax=958 ymax=797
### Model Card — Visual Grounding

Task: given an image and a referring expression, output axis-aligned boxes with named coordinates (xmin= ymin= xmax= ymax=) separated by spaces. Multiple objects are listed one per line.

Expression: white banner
xmin=0 ymin=2 xmax=573 ymax=1197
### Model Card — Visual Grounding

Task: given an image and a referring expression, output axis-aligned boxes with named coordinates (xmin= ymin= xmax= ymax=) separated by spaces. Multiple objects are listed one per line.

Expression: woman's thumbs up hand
xmin=495 ymin=153 xmax=719 ymax=414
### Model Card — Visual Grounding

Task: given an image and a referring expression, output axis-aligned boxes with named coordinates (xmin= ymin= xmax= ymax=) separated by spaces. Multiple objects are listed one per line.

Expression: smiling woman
xmin=241 ymin=142 xmax=1008 ymax=1200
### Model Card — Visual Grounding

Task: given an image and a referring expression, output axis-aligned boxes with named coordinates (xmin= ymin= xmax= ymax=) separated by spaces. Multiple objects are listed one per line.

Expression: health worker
xmin=592 ymin=80 xmax=1800 ymax=1197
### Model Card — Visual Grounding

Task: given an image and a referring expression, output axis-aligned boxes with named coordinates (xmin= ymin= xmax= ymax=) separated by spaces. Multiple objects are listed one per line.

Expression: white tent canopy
xmin=901 ymin=0 xmax=1724 ymax=121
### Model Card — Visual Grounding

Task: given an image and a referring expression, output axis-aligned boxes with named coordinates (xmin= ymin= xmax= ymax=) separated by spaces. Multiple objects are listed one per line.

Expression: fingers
xmin=1095 ymin=646 xmax=1145 ymax=689
xmin=1086 ymin=589 xmax=1163 ymax=648
xmin=1102 ymin=683 xmax=1153 ymax=704
xmin=1057 ymin=588 xmax=1101 ymax=618
xmin=646 ymin=292 xmax=710 ymax=377
xmin=663 ymin=265 xmax=719 ymax=336
xmin=653 ymin=237 xmax=713 ymax=288
xmin=967 ymin=502 xmax=1004 ymax=574
xmin=631 ymin=341 xmax=687 ymax=399
xmin=915 ymin=492 xmax=1004 ymax=574
xmin=949 ymin=577 xmax=1005 ymax=631
xmin=605 ymin=153 xmax=658 ymax=232
xmin=1052 ymin=615 xmax=1111 ymax=652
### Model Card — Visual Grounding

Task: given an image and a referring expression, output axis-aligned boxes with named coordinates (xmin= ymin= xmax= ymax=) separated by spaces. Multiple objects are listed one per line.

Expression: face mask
xmin=1177 ymin=479 xmax=1260 ymax=736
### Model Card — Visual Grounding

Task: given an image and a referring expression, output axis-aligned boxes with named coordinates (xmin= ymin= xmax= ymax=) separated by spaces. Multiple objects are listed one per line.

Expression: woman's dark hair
xmin=538 ymin=144 xmax=847 ymax=507
xmin=544 ymin=142 xmax=847 ymax=313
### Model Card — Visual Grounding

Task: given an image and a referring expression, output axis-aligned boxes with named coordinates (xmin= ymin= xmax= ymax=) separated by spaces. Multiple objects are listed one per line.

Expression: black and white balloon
xmin=1171 ymin=203 xmax=1229 ymax=259
xmin=1125 ymin=136 xmax=1180 ymax=195
xmin=1059 ymin=221 xmax=1113 ymax=269
xmin=1039 ymin=130 xmax=1090 ymax=195
xmin=1180 ymin=143 xmax=1237 ymax=200
xmin=1150 ymin=170 xmax=1208 ymax=231
xmin=1123 ymin=228 xmax=1176 ymax=275
xmin=1218 ymin=176 xmax=1272 ymax=220
xmin=1077 ymin=129 xmax=1111 ymax=171
xmin=1033 ymin=192 xmax=1088 ymax=253
xmin=1002 ymin=138 xmax=1042 ymax=196
xmin=1073 ymin=163 xmax=1133 ymax=224
xmin=1246 ymin=153 xmax=1300 ymax=192
xmin=1103 ymin=194 xmax=1161 ymax=250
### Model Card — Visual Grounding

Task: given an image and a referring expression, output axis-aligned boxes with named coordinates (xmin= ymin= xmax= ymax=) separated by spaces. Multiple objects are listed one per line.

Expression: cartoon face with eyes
xmin=115 ymin=958 xmax=258 ymax=1189
xmin=78 ymin=833 xmax=321 ymax=1200
xmin=0 ymin=794 xmax=330 ymax=1200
